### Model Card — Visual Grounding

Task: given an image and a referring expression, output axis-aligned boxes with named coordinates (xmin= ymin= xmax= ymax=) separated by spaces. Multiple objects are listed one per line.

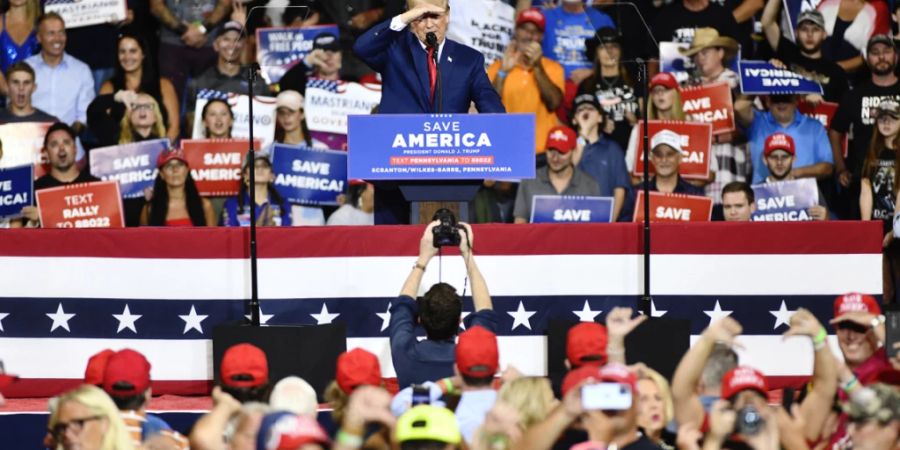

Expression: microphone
xmin=426 ymin=32 xmax=438 ymax=49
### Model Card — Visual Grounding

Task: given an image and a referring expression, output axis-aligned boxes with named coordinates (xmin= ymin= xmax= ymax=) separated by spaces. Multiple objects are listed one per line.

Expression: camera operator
xmin=390 ymin=217 xmax=497 ymax=388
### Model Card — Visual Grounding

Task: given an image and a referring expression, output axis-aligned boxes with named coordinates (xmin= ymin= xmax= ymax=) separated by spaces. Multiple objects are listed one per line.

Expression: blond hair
xmin=49 ymin=385 xmax=135 ymax=450
xmin=119 ymin=94 xmax=166 ymax=144
xmin=638 ymin=368 xmax=675 ymax=424
xmin=407 ymin=0 xmax=449 ymax=11
xmin=324 ymin=380 xmax=349 ymax=425
xmin=648 ymin=89 xmax=687 ymax=121
xmin=498 ymin=377 xmax=554 ymax=429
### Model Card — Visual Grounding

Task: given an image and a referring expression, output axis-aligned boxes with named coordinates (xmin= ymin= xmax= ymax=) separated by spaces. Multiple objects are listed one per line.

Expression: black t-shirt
xmin=831 ymin=80 xmax=900 ymax=175
xmin=650 ymin=2 xmax=745 ymax=56
xmin=592 ymin=0 xmax=657 ymax=60
xmin=577 ymin=75 xmax=640 ymax=151
xmin=867 ymin=148 xmax=896 ymax=231
xmin=775 ymin=36 xmax=850 ymax=103
xmin=34 ymin=172 xmax=101 ymax=191
xmin=708 ymin=0 xmax=755 ymax=57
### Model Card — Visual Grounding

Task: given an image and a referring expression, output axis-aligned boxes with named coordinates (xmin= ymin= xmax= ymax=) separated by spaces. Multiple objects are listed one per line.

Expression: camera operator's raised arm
xmin=400 ymin=221 xmax=440 ymax=298
xmin=459 ymin=222 xmax=492 ymax=312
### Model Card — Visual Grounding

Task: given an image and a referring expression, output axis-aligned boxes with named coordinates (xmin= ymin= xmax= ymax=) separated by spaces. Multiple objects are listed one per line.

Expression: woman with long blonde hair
xmin=118 ymin=93 xmax=166 ymax=144
xmin=624 ymin=72 xmax=693 ymax=176
xmin=47 ymin=384 xmax=135 ymax=450
xmin=636 ymin=367 xmax=676 ymax=449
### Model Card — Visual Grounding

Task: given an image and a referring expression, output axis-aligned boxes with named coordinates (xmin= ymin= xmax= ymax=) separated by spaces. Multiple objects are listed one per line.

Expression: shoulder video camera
xmin=432 ymin=208 xmax=462 ymax=248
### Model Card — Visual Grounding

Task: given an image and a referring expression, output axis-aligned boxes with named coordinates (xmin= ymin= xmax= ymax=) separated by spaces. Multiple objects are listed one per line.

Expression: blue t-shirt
xmin=541 ymin=7 xmax=615 ymax=78
xmin=578 ymin=138 xmax=631 ymax=197
xmin=747 ymin=110 xmax=834 ymax=184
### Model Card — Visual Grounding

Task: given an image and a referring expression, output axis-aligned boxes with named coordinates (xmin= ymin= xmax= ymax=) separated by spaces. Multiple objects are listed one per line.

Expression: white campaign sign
xmin=193 ymin=94 xmax=277 ymax=149
xmin=304 ymin=81 xmax=381 ymax=135
xmin=45 ymin=0 xmax=127 ymax=29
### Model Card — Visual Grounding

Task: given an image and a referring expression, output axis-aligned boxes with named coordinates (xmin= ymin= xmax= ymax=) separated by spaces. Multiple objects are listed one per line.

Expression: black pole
xmin=639 ymin=59 xmax=651 ymax=316
xmin=248 ymin=63 xmax=260 ymax=327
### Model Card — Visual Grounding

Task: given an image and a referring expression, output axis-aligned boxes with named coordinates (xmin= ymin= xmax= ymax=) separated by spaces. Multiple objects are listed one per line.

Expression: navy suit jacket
xmin=353 ymin=19 xmax=505 ymax=114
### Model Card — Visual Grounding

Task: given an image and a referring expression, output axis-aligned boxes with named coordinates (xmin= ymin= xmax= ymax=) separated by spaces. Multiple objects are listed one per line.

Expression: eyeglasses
xmin=50 ymin=415 xmax=104 ymax=437
xmin=131 ymin=103 xmax=153 ymax=111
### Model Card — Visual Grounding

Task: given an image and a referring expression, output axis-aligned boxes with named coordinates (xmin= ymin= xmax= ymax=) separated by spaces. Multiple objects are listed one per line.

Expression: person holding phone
xmin=513 ymin=363 xmax=661 ymax=450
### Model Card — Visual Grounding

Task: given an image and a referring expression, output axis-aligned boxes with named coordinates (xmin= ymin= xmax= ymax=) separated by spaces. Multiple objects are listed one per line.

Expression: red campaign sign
xmin=797 ymin=100 xmax=848 ymax=158
xmin=181 ymin=139 xmax=262 ymax=197
xmin=632 ymin=190 xmax=713 ymax=223
xmin=633 ymin=120 xmax=713 ymax=180
xmin=680 ymin=82 xmax=735 ymax=134
xmin=36 ymin=180 xmax=124 ymax=228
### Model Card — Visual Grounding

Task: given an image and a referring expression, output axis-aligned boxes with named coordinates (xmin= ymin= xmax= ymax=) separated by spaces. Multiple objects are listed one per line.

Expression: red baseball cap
xmin=516 ymin=8 xmax=545 ymax=31
xmin=258 ymin=412 xmax=331 ymax=450
xmin=103 ymin=349 xmax=151 ymax=397
xmin=833 ymin=293 xmax=881 ymax=318
xmin=598 ymin=363 xmax=638 ymax=391
xmin=84 ymin=349 xmax=115 ymax=386
xmin=156 ymin=149 xmax=188 ymax=169
xmin=650 ymin=72 xmax=679 ymax=91
xmin=720 ymin=366 xmax=768 ymax=400
xmin=566 ymin=322 xmax=608 ymax=367
xmin=221 ymin=343 xmax=269 ymax=388
xmin=455 ymin=326 xmax=499 ymax=378
xmin=562 ymin=364 xmax=601 ymax=396
xmin=336 ymin=348 xmax=382 ymax=394
xmin=546 ymin=126 xmax=577 ymax=154
xmin=764 ymin=132 xmax=795 ymax=157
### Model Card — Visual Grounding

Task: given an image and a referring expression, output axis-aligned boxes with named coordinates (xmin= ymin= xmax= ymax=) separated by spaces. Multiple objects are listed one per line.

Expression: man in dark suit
xmin=353 ymin=0 xmax=505 ymax=114
xmin=353 ymin=0 xmax=507 ymax=224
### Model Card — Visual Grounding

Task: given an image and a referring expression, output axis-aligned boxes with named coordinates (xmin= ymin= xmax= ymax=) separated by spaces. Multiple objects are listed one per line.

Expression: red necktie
xmin=427 ymin=47 xmax=437 ymax=101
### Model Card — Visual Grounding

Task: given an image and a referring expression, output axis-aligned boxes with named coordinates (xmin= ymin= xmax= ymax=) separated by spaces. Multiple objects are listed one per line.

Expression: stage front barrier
xmin=0 ymin=222 xmax=882 ymax=398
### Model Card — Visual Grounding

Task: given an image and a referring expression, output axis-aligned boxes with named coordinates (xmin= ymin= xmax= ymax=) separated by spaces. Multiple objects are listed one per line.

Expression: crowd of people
xmin=0 ymin=0 xmax=893 ymax=227
xmin=0 ymin=224 xmax=898 ymax=450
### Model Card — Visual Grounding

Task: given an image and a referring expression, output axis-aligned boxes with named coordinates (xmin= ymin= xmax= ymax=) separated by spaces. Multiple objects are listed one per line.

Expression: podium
xmin=349 ymin=114 xmax=536 ymax=224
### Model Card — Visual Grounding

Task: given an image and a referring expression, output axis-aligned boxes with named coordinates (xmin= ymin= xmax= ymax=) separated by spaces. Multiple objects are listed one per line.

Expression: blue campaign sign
xmin=751 ymin=178 xmax=819 ymax=221
xmin=256 ymin=25 xmax=339 ymax=85
xmin=347 ymin=114 xmax=536 ymax=180
xmin=739 ymin=60 xmax=823 ymax=95
xmin=89 ymin=139 xmax=169 ymax=199
xmin=271 ymin=144 xmax=347 ymax=206
xmin=530 ymin=195 xmax=614 ymax=223
xmin=0 ymin=164 xmax=33 ymax=217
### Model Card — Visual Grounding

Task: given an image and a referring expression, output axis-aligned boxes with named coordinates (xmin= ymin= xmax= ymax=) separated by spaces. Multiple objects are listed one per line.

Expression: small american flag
xmin=196 ymin=89 xmax=231 ymax=100
xmin=306 ymin=78 xmax=346 ymax=94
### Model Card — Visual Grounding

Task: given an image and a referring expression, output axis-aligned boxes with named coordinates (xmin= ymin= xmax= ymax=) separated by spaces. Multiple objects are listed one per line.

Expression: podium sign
xmin=347 ymin=114 xmax=536 ymax=180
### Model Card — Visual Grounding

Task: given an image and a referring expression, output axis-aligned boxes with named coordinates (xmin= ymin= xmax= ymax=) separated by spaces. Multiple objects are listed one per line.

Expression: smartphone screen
xmin=581 ymin=383 xmax=632 ymax=410
xmin=411 ymin=385 xmax=430 ymax=406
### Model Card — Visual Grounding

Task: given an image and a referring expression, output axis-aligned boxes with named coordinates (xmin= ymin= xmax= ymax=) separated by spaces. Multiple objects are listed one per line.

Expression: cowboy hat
xmin=678 ymin=28 xmax=738 ymax=59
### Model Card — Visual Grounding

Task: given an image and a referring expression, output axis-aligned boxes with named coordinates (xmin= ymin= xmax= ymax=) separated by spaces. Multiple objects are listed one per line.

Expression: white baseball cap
xmin=650 ymin=129 xmax=687 ymax=155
